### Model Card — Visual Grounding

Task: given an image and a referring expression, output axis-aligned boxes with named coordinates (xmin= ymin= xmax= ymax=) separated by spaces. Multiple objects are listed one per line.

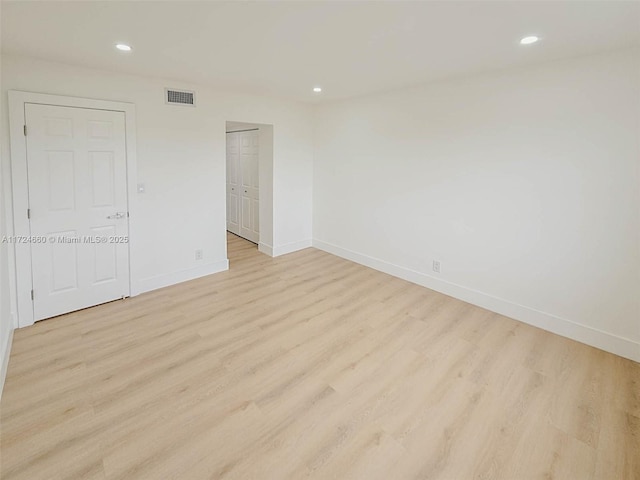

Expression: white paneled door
xmin=25 ymin=103 xmax=130 ymax=321
xmin=226 ymin=130 xmax=259 ymax=243
xmin=226 ymin=132 xmax=240 ymax=236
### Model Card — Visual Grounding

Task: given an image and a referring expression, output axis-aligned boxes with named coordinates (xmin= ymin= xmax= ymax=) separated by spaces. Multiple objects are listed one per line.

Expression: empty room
xmin=0 ymin=1 xmax=638 ymax=479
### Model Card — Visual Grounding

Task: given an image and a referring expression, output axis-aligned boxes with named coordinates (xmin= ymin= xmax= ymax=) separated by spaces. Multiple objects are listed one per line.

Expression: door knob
xmin=107 ymin=212 xmax=126 ymax=219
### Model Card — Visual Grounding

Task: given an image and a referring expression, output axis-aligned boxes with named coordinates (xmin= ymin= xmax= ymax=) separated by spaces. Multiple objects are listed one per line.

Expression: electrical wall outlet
xmin=195 ymin=249 xmax=203 ymax=261
xmin=432 ymin=260 xmax=441 ymax=273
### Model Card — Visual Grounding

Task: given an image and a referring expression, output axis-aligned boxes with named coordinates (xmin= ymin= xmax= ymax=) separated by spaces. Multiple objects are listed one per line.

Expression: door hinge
xmin=27 ymin=208 xmax=31 ymax=219
xmin=31 ymin=289 xmax=34 ymax=301
xmin=23 ymin=125 xmax=27 ymax=136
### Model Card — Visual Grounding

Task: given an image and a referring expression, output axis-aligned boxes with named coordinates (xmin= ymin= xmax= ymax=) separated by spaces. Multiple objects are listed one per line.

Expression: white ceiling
xmin=2 ymin=1 xmax=639 ymax=103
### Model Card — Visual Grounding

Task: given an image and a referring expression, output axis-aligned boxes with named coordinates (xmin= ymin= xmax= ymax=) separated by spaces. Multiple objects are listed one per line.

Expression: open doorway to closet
xmin=225 ymin=121 xmax=274 ymax=264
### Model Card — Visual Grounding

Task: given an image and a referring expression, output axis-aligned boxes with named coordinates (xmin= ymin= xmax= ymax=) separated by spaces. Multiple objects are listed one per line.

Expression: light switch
xmin=137 ymin=183 xmax=145 ymax=194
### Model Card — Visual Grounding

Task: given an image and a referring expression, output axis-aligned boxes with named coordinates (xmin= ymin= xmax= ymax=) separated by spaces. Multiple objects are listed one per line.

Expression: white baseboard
xmin=313 ymin=239 xmax=640 ymax=363
xmin=258 ymin=242 xmax=273 ymax=257
xmin=134 ymin=259 xmax=229 ymax=295
xmin=0 ymin=326 xmax=15 ymax=402
xmin=272 ymin=239 xmax=312 ymax=257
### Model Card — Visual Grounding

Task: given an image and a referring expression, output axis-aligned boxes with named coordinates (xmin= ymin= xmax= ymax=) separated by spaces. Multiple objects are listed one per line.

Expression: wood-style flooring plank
xmin=1 ymin=232 xmax=638 ymax=479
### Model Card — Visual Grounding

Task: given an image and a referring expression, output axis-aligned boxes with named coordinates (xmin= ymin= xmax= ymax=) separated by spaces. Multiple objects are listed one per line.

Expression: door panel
xmin=238 ymin=130 xmax=260 ymax=243
xmin=26 ymin=103 xmax=130 ymax=321
xmin=92 ymin=225 xmax=118 ymax=284
xmin=242 ymin=197 xmax=251 ymax=229
xmin=90 ymin=152 xmax=115 ymax=206
xmin=49 ymin=232 xmax=78 ymax=292
xmin=252 ymin=198 xmax=259 ymax=234
xmin=226 ymin=133 xmax=240 ymax=235
xmin=47 ymin=151 xmax=76 ymax=210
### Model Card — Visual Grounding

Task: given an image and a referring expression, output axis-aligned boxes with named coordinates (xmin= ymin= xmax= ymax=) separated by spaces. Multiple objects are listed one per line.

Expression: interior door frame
xmin=8 ymin=91 xmax=139 ymax=328
xmin=225 ymin=122 xmax=274 ymax=256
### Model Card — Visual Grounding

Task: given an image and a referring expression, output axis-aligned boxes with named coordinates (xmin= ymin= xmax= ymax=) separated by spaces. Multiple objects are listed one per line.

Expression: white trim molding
xmin=8 ymin=91 xmax=139 ymax=327
xmin=313 ymin=239 xmax=640 ymax=363
xmin=259 ymin=239 xmax=312 ymax=257
xmin=135 ymin=260 xmax=229 ymax=295
xmin=272 ymin=239 xmax=312 ymax=257
xmin=0 ymin=326 xmax=15 ymax=402
xmin=258 ymin=242 xmax=274 ymax=257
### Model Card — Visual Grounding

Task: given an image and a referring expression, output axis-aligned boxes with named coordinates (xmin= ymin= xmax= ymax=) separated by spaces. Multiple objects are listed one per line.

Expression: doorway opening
xmin=225 ymin=121 xmax=273 ymax=265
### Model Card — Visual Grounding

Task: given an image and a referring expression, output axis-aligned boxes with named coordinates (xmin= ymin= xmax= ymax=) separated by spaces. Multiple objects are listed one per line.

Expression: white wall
xmin=314 ymin=48 xmax=640 ymax=362
xmin=1 ymin=54 xmax=313 ymax=304
xmin=2 ymin=48 xmax=638 ymax=367
xmin=258 ymin=125 xmax=275 ymax=254
xmin=0 ymin=1 xmax=15 ymax=398
xmin=0 ymin=142 xmax=13 ymax=397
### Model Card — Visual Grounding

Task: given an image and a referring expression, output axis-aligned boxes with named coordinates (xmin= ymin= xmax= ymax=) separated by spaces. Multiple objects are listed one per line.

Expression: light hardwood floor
xmin=1 ymin=232 xmax=638 ymax=480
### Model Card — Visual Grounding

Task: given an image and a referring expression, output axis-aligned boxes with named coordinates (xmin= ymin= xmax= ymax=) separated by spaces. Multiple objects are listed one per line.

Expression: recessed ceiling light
xmin=115 ymin=44 xmax=132 ymax=52
xmin=520 ymin=36 xmax=539 ymax=45
xmin=313 ymin=87 xmax=322 ymax=93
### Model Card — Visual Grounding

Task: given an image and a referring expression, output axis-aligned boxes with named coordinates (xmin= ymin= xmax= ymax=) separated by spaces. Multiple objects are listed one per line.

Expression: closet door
xmin=238 ymin=130 xmax=260 ymax=243
xmin=226 ymin=132 xmax=240 ymax=235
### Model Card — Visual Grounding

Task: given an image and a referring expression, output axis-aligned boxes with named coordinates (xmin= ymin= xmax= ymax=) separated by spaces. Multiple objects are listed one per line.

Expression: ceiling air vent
xmin=165 ymin=88 xmax=195 ymax=107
